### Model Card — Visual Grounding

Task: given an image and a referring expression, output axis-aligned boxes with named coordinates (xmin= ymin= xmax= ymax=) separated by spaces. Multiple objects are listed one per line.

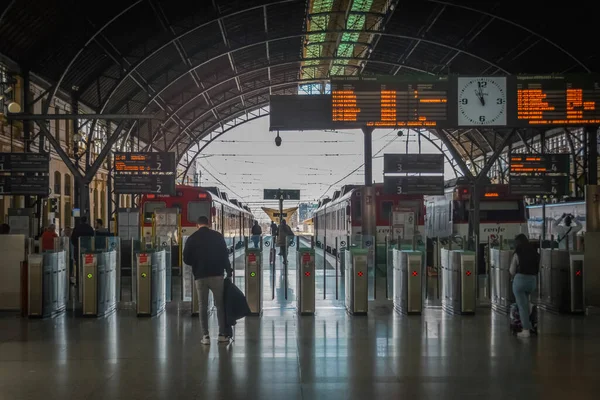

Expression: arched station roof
xmin=1 ymin=0 xmax=597 ymax=173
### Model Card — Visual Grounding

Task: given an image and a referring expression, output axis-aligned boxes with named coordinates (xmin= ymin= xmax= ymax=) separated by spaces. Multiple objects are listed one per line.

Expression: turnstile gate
xmin=81 ymin=251 xmax=117 ymax=317
xmin=392 ymin=250 xmax=423 ymax=315
xmin=489 ymin=248 xmax=514 ymax=314
xmin=441 ymin=249 xmax=477 ymax=315
xmin=136 ymin=251 xmax=166 ymax=317
xmin=345 ymin=248 xmax=369 ymax=315
xmin=28 ymin=252 xmax=68 ymax=318
xmin=297 ymin=249 xmax=315 ymax=315
xmin=246 ymin=247 xmax=263 ymax=315
xmin=539 ymin=249 xmax=584 ymax=313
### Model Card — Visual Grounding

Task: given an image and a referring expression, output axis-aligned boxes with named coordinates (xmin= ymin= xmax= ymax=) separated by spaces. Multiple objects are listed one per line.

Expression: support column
xmin=540 ymin=130 xmax=547 ymax=241
xmin=361 ymin=127 xmax=376 ymax=237
xmin=107 ymin=125 xmax=113 ymax=233
xmin=588 ymin=126 xmax=598 ymax=185
xmin=469 ymin=129 xmax=516 ymax=243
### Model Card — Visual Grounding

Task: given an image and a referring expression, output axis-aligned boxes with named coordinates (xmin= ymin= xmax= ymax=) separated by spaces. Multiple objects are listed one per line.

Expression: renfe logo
xmin=483 ymin=227 xmax=506 ymax=233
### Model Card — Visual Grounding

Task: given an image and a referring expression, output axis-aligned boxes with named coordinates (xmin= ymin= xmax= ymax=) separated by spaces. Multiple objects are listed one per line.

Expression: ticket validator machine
xmin=442 ymin=250 xmax=477 ymax=315
xmin=136 ymin=251 xmax=166 ymax=317
xmin=392 ymin=250 xmax=423 ymax=315
xmin=246 ymin=240 xmax=263 ymax=315
xmin=297 ymin=248 xmax=316 ymax=315
xmin=345 ymin=248 xmax=369 ymax=315
xmin=569 ymin=252 xmax=584 ymax=313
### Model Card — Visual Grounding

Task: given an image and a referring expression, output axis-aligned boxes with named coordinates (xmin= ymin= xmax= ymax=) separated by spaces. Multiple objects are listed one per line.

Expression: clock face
xmin=457 ymin=77 xmax=507 ymax=126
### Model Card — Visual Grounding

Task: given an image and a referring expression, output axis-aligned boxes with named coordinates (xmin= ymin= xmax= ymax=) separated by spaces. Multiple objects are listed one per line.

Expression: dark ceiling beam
xmin=148 ymin=0 xmax=202 ymax=90
xmin=48 ymin=0 xmax=299 ymax=113
xmin=44 ymin=0 xmax=145 ymax=114
xmin=426 ymin=0 xmax=590 ymax=72
xmin=434 ymin=129 xmax=475 ymax=179
xmin=393 ymin=4 xmax=446 ymax=75
xmin=359 ymin=0 xmax=399 ymax=74
xmin=148 ymin=56 xmax=434 ymax=145
xmin=6 ymin=113 xmax=156 ymax=120
xmin=435 ymin=11 xmax=493 ymax=74
xmin=263 ymin=5 xmax=272 ymax=95
xmin=167 ymin=77 xmax=324 ymax=152
xmin=0 ymin=0 xmax=16 ymax=29
xmin=122 ymin=29 xmax=506 ymax=147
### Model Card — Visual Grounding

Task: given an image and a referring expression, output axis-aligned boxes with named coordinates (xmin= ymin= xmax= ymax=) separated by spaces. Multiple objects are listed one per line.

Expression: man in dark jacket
xmin=183 ymin=216 xmax=233 ymax=345
xmin=251 ymin=220 xmax=262 ymax=248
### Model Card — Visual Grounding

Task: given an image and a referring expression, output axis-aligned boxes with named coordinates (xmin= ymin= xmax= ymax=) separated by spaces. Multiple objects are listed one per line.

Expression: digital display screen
xmin=509 ymin=154 xmax=569 ymax=174
xmin=515 ymin=75 xmax=600 ymax=126
xmin=113 ymin=152 xmax=176 ymax=195
xmin=331 ymin=76 xmax=449 ymax=128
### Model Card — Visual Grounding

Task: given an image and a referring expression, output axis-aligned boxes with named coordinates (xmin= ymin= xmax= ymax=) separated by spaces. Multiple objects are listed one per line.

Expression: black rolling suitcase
xmin=510 ymin=303 xmax=538 ymax=334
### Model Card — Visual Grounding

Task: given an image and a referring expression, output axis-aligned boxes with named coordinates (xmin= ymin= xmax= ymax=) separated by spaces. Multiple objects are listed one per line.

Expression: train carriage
xmin=314 ymin=183 xmax=425 ymax=256
xmin=140 ymin=185 xmax=254 ymax=252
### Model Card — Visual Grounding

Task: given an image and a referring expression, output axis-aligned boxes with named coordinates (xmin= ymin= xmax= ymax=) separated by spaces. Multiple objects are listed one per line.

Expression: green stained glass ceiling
xmin=300 ymin=0 xmax=383 ymax=86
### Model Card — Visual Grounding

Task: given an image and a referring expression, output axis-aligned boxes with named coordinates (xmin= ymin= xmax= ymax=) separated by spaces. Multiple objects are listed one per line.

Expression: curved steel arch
xmin=71 ymin=1 xmax=300 ymax=116
xmin=126 ymin=29 xmax=509 ymax=149
xmin=44 ymin=0 xmax=145 ymax=113
xmin=179 ymin=103 xmax=462 ymax=180
xmin=146 ymin=57 xmax=435 ymax=146
xmin=167 ymin=77 xmax=323 ymax=152
xmin=426 ymin=0 xmax=590 ymax=72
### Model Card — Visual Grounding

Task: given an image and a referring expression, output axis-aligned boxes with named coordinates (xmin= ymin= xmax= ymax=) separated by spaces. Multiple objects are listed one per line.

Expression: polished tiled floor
xmin=2 ymin=243 xmax=600 ymax=399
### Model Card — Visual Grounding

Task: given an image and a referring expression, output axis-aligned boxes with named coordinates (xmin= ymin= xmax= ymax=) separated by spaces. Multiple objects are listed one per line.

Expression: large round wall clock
xmin=457 ymin=76 xmax=507 ymax=126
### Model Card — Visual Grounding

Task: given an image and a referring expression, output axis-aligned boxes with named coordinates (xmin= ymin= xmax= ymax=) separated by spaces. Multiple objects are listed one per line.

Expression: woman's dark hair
xmin=514 ymin=233 xmax=539 ymax=274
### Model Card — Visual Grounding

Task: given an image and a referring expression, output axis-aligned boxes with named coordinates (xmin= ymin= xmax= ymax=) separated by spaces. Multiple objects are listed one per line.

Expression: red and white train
xmin=314 ymin=183 xmax=425 ymax=254
xmin=140 ymin=185 xmax=254 ymax=251
xmin=425 ymin=177 xmax=528 ymax=243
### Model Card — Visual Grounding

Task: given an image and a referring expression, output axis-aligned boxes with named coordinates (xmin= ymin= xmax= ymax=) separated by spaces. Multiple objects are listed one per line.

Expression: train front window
xmin=188 ymin=201 xmax=211 ymax=224
xmin=479 ymin=201 xmax=523 ymax=221
xmin=143 ymin=201 xmax=166 ymax=223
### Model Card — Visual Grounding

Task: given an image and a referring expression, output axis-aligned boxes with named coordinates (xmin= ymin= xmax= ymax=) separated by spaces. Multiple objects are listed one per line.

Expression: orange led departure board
xmin=515 ymin=75 xmax=600 ymax=126
xmin=331 ymin=76 xmax=449 ymax=128
xmin=113 ymin=152 xmax=175 ymax=195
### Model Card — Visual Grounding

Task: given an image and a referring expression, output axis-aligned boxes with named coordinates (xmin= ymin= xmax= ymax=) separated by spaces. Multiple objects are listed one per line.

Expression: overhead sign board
xmin=263 ymin=189 xmax=301 ymax=200
xmin=113 ymin=152 xmax=176 ymax=195
xmin=509 ymin=154 xmax=570 ymax=174
xmin=383 ymin=176 xmax=444 ymax=195
xmin=0 ymin=152 xmax=50 ymax=173
xmin=0 ymin=175 xmax=49 ymax=196
xmin=383 ymin=154 xmax=444 ymax=174
xmin=509 ymin=175 xmax=569 ymax=196
xmin=114 ymin=175 xmax=175 ymax=195
xmin=114 ymin=152 xmax=175 ymax=173
xmin=514 ymin=74 xmax=600 ymax=126
xmin=331 ymin=75 xmax=450 ymax=128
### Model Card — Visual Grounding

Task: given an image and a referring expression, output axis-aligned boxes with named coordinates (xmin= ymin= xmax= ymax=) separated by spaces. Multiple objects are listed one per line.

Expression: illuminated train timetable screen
xmin=331 ymin=76 xmax=450 ymax=128
xmin=515 ymin=75 xmax=600 ymax=126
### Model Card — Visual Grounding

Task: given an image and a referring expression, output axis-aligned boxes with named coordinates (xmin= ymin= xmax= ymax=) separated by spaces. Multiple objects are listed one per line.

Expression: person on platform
xmin=95 ymin=219 xmax=108 ymax=233
xmin=510 ymin=234 xmax=539 ymax=338
xmin=270 ymin=221 xmax=278 ymax=238
xmin=276 ymin=219 xmax=295 ymax=265
xmin=251 ymin=220 xmax=262 ymax=248
xmin=41 ymin=224 xmax=58 ymax=251
xmin=183 ymin=216 xmax=233 ymax=345
xmin=552 ymin=213 xmax=582 ymax=250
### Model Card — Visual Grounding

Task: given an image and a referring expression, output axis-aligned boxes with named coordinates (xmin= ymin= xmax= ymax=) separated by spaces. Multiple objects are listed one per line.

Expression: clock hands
xmin=475 ymin=87 xmax=485 ymax=106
